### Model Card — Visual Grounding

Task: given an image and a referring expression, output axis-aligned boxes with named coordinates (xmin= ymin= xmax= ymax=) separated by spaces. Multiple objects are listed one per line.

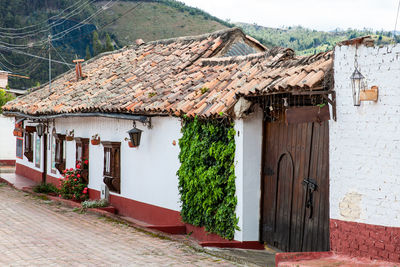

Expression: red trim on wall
xmin=46 ymin=175 xmax=59 ymax=188
xmin=330 ymin=219 xmax=400 ymax=263
xmin=0 ymin=160 xmax=16 ymax=166
xmin=15 ymin=163 xmax=42 ymax=183
xmin=109 ymin=194 xmax=184 ymax=226
xmin=88 ymin=188 xmax=100 ymax=200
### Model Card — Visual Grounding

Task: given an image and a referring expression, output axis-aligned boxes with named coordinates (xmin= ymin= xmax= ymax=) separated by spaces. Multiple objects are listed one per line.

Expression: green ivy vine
xmin=177 ymin=117 xmax=239 ymax=239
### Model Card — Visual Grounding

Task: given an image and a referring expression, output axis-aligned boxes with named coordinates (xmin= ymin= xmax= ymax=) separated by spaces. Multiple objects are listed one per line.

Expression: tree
xmin=105 ymin=33 xmax=114 ymax=52
xmin=85 ymin=45 xmax=91 ymax=60
xmin=0 ymin=89 xmax=15 ymax=113
xmin=92 ymin=31 xmax=102 ymax=56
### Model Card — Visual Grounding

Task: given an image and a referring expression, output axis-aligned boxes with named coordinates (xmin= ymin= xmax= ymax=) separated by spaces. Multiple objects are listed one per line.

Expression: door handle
xmin=302 ymin=178 xmax=318 ymax=219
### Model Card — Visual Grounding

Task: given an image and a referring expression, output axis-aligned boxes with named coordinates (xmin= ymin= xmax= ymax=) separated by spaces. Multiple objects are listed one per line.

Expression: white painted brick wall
xmin=331 ymin=44 xmax=400 ymax=227
xmin=0 ymin=115 xmax=15 ymax=160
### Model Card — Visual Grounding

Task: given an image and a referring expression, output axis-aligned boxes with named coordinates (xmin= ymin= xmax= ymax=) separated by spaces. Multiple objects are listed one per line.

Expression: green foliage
xmin=0 ymin=89 xmax=15 ymax=113
xmin=32 ymin=183 xmax=59 ymax=194
xmin=236 ymin=23 xmax=399 ymax=55
xmin=59 ymin=168 xmax=89 ymax=201
xmin=81 ymin=199 xmax=109 ymax=209
xmin=105 ymin=33 xmax=114 ymax=52
xmin=177 ymin=118 xmax=238 ymax=239
xmin=92 ymin=31 xmax=103 ymax=57
xmin=200 ymin=87 xmax=209 ymax=94
xmin=85 ymin=45 xmax=91 ymax=60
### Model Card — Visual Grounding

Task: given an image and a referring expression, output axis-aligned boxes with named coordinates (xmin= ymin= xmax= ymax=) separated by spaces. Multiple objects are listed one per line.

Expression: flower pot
xmin=128 ymin=141 xmax=137 ymax=148
xmin=66 ymin=136 xmax=74 ymax=141
xmin=91 ymin=138 xmax=100 ymax=145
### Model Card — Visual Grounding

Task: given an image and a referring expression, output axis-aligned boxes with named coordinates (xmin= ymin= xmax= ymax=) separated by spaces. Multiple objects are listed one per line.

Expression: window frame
xmin=16 ymin=137 xmax=23 ymax=159
xmin=35 ymin=133 xmax=41 ymax=168
xmin=53 ymin=133 xmax=66 ymax=174
xmin=24 ymin=126 xmax=36 ymax=162
xmin=101 ymin=141 xmax=121 ymax=194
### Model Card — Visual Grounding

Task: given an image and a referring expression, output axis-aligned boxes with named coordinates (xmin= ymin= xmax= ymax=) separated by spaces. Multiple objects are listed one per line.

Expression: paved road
xmin=0 ymin=184 xmax=241 ymax=267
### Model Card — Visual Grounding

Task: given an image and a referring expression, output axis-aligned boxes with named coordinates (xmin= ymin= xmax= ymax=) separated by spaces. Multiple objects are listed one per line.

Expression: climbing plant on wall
xmin=177 ymin=117 xmax=238 ymax=239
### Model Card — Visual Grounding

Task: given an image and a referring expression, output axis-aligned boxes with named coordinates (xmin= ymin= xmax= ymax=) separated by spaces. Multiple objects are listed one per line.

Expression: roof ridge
xmin=201 ymin=47 xmax=293 ymax=66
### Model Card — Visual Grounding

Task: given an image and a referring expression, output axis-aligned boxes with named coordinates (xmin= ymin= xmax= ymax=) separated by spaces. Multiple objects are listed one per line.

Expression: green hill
xmin=236 ymin=22 xmax=398 ymax=55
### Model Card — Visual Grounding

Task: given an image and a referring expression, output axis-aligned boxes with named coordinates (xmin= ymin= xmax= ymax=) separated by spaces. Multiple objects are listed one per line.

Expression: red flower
xmin=77 ymin=174 xmax=81 ymax=178
xmin=84 ymin=187 xmax=88 ymax=190
xmin=58 ymin=194 xmax=61 ymax=197
xmin=74 ymin=179 xmax=77 ymax=182
xmin=76 ymin=164 xmax=81 ymax=169
xmin=66 ymin=175 xmax=70 ymax=178
xmin=69 ymin=168 xmax=73 ymax=171
xmin=84 ymin=160 xmax=88 ymax=165
xmin=63 ymin=170 xmax=67 ymax=174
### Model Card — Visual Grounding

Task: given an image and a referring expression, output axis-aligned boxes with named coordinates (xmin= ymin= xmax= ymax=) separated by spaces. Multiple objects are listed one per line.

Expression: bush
xmin=177 ymin=118 xmax=238 ymax=239
xmin=81 ymin=199 xmax=109 ymax=209
xmin=33 ymin=183 xmax=59 ymax=194
xmin=59 ymin=168 xmax=89 ymax=201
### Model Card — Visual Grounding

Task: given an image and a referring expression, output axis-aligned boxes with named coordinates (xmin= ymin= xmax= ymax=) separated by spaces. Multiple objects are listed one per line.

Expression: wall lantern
xmin=36 ymin=124 xmax=45 ymax=137
xmin=350 ymin=48 xmax=365 ymax=106
xmin=127 ymin=121 xmax=143 ymax=147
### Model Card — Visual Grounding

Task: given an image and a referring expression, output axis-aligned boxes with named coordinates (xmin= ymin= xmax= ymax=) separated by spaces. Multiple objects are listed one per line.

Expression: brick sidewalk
xmin=0 ymin=184 xmax=243 ymax=267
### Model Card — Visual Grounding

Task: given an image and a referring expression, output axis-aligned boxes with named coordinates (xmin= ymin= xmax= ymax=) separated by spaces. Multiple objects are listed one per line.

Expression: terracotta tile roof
xmin=3 ymin=28 xmax=333 ymax=119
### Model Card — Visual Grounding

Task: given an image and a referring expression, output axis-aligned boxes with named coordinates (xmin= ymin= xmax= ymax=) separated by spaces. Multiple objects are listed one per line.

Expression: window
xmin=75 ymin=138 xmax=89 ymax=183
xmin=75 ymin=138 xmax=89 ymax=165
xmin=24 ymin=126 xmax=36 ymax=162
xmin=35 ymin=134 xmax=41 ymax=168
xmin=16 ymin=138 xmax=23 ymax=159
xmin=53 ymin=133 xmax=66 ymax=174
xmin=102 ymin=142 xmax=120 ymax=194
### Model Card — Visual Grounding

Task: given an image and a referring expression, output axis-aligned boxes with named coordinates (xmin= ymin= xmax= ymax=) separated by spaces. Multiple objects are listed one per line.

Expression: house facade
xmin=6 ymin=28 xmax=399 ymax=262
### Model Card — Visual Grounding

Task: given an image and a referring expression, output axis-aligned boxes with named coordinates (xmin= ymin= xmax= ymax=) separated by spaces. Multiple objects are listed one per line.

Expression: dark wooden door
xmin=261 ymin=120 xmax=329 ymax=252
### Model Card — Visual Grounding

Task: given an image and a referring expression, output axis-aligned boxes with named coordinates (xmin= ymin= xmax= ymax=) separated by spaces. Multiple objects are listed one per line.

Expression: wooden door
xmin=261 ymin=120 xmax=329 ymax=252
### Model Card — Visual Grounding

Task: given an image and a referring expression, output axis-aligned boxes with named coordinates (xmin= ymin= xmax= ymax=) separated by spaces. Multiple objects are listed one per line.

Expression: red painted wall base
xmin=16 ymin=163 xmax=42 ymax=183
xmin=330 ymin=219 xmax=400 ymax=263
xmin=0 ymin=159 xmax=15 ymax=166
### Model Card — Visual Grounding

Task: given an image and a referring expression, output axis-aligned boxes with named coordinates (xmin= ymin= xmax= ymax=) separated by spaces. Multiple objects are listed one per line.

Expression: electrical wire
xmin=0 ymin=45 xmax=73 ymax=66
xmin=50 ymin=42 xmax=73 ymax=70
xmin=0 ymin=0 xmax=96 ymax=38
xmin=0 ymin=0 xmax=88 ymax=31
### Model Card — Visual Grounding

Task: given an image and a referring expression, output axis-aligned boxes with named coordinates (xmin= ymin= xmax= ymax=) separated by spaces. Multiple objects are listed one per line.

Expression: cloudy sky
xmin=180 ymin=0 xmax=399 ymax=31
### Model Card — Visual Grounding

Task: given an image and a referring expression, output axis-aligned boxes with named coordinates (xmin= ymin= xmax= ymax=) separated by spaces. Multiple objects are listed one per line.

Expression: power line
xmin=0 ymin=0 xmax=96 ymax=39
xmin=0 ymin=0 xmax=87 ymax=31
xmin=0 ymin=45 xmax=74 ymax=66
xmin=50 ymin=41 xmax=73 ymax=70
xmin=54 ymin=2 xmax=143 ymax=47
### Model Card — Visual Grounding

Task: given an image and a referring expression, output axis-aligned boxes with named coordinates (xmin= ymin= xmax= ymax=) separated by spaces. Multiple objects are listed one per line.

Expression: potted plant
xmin=66 ymin=130 xmax=74 ymax=141
xmin=91 ymin=134 xmax=100 ymax=145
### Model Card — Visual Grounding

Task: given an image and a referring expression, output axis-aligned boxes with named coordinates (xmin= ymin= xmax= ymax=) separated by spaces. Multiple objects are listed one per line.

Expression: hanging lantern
xmin=127 ymin=121 xmax=143 ymax=147
xmin=350 ymin=47 xmax=366 ymax=106
xmin=36 ymin=124 xmax=45 ymax=137
xmin=350 ymin=67 xmax=365 ymax=106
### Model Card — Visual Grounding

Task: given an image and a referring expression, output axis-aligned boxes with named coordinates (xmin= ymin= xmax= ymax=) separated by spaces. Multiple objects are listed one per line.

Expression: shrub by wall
xmin=177 ymin=118 xmax=238 ymax=239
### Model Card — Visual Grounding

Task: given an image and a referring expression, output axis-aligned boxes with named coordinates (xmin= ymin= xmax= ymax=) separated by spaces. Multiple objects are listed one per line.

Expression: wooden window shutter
xmin=101 ymin=141 xmax=121 ymax=194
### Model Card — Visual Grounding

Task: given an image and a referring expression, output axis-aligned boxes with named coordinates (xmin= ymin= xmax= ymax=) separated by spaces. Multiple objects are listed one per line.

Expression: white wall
xmin=331 ymin=44 xmax=400 ymax=227
xmin=234 ymin=107 xmax=263 ymax=241
xmin=45 ymin=116 xmax=183 ymax=211
xmin=0 ymin=115 xmax=16 ymax=160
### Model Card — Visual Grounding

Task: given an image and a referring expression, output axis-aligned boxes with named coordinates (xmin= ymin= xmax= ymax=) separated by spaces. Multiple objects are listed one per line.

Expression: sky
xmin=180 ymin=0 xmax=399 ymax=32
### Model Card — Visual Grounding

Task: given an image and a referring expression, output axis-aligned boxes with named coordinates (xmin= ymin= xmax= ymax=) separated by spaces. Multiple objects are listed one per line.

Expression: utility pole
xmin=48 ymin=35 xmax=51 ymax=91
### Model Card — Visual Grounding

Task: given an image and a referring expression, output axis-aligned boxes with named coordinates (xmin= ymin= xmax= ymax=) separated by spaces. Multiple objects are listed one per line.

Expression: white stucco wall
xmin=234 ymin=107 xmax=263 ymax=241
xmin=331 ymin=43 xmax=400 ymax=227
xmin=0 ymin=115 xmax=16 ymax=160
xmin=18 ymin=116 xmax=182 ymax=212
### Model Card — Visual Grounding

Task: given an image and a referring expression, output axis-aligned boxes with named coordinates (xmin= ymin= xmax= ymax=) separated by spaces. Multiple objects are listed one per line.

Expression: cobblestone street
xmin=0 ymin=184 xmax=242 ymax=266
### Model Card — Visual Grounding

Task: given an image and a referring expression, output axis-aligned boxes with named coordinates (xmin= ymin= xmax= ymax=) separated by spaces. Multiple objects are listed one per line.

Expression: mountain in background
xmin=0 ymin=0 xmax=397 ymax=89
